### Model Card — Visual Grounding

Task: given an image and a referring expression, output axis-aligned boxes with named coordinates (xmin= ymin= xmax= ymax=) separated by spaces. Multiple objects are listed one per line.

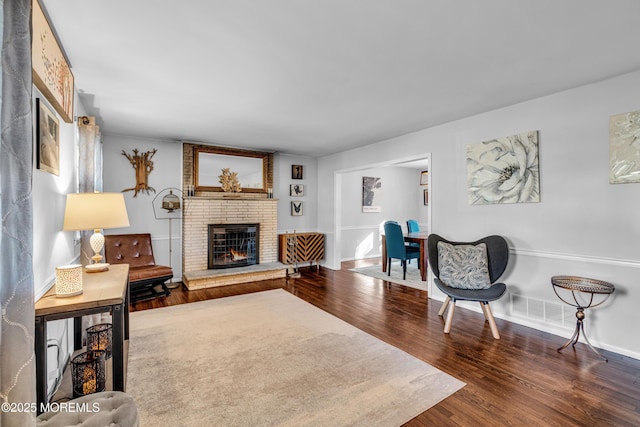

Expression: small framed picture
xmin=36 ymin=99 xmax=60 ymax=176
xmin=290 ymin=184 xmax=304 ymax=196
xmin=420 ymin=170 xmax=429 ymax=186
xmin=291 ymin=201 xmax=303 ymax=216
xmin=292 ymin=165 xmax=303 ymax=179
xmin=423 ymin=189 xmax=429 ymax=205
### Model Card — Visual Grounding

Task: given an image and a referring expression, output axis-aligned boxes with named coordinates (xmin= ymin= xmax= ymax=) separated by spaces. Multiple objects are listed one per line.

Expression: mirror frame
xmin=194 ymin=146 xmax=270 ymax=193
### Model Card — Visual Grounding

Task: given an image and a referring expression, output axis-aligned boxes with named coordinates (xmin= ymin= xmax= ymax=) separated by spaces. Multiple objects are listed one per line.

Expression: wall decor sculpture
xmin=122 ymin=148 xmax=157 ymax=197
xmin=467 ymin=130 xmax=540 ymax=205
xmin=362 ymin=176 xmax=382 ymax=212
xmin=32 ymin=0 xmax=74 ymax=123
xmin=609 ymin=109 xmax=640 ymax=184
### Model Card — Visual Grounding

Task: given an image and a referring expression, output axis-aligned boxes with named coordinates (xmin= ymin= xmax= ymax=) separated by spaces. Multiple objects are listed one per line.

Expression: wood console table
xmin=35 ymin=264 xmax=130 ymax=413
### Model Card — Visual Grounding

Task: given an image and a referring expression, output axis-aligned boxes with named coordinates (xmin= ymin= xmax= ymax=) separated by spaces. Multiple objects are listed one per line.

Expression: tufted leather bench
xmin=37 ymin=391 xmax=139 ymax=427
xmin=104 ymin=233 xmax=173 ymax=302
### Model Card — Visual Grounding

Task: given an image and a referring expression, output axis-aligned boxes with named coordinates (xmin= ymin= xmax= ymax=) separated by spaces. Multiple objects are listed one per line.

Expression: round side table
xmin=551 ymin=275 xmax=614 ymax=362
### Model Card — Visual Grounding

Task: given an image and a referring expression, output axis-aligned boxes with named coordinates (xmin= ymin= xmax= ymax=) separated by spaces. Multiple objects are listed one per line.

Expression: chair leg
xmin=481 ymin=302 xmax=500 ymax=339
xmin=402 ymin=260 xmax=407 ymax=280
xmin=438 ymin=296 xmax=451 ymax=317
xmin=387 ymin=258 xmax=392 ymax=276
xmin=444 ymin=299 xmax=456 ymax=334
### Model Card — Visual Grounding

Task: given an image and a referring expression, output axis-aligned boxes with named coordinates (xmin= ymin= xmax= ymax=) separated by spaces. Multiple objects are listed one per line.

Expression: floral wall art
xmin=609 ymin=109 xmax=640 ymax=184
xmin=466 ymin=130 xmax=540 ymax=205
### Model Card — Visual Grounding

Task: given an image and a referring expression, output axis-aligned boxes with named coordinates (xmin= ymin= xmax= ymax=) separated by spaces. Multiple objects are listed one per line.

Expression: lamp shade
xmin=63 ymin=192 xmax=130 ymax=231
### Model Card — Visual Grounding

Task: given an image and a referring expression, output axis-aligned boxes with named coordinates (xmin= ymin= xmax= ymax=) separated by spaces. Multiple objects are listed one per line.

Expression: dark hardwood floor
xmin=130 ymin=259 xmax=640 ymax=426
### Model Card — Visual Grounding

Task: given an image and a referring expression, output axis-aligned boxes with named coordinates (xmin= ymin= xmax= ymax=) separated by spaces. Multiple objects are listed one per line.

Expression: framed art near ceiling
xmin=36 ymin=99 xmax=60 ymax=176
xmin=290 ymin=184 xmax=304 ymax=196
xmin=423 ymin=189 xmax=429 ymax=206
xmin=466 ymin=130 xmax=540 ymax=205
xmin=610 ymin=109 xmax=640 ymax=184
xmin=420 ymin=170 xmax=429 ymax=185
xmin=32 ymin=0 xmax=74 ymax=123
xmin=292 ymin=165 xmax=303 ymax=179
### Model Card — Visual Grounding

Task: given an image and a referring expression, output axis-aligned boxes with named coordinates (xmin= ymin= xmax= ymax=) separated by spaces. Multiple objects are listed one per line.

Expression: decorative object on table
xmin=420 ymin=170 xmax=429 ymax=185
xmin=609 ymin=109 xmax=640 ymax=184
xmin=267 ymin=187 xmax=274 ymax=198
xmin=218 ymin=168 xmax=242 ymax=192
xmin=32 ymin=0 xmax=74 ymax=123
xmin=291 ymin=201 xmax=303 ymax=216
xmin=427 ymin=234 xmax=509 ymax=339
xmin=551 ymin=275 xmax=615 ymax=361
xmin=362 ymin=176 xmax=382 ymax=212
xmin=55 ymin=264 xmax=83 ymax=297
xmin=466 ymin=130 xmax=540 ymax=205
xmin=63 ymin=192 xmax=131 ymax=269
xmin=87 ymin=323 xmax=113 ymax=359
xmin=71 ymin=350 xmax=106 ymax=397
xmin=292 ymin=164 xmax=303 ymax=179
xmin=121 ymin=148 xmax=157 ymax=197
xmin=152 ymin=188 xmax=183 ymax=289
xmin=36 ymin=99 xmax=60 ymax=176
xmin=290 ymin=184 xmax=304 ymax=196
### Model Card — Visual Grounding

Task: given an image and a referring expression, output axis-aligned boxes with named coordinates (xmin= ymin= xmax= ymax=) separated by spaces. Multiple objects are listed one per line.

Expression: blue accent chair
xmin=406 ymin=219 xmax=420 ymax=233
xmin=383 ymin=221 xmax=420 ymax=280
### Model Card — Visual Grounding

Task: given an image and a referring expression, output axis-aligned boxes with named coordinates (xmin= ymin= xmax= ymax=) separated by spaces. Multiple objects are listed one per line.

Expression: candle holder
xmin=86 ymin=323 xmax=112 ymax=359
xmin=71 ymin=350 xmax=106 ymax=398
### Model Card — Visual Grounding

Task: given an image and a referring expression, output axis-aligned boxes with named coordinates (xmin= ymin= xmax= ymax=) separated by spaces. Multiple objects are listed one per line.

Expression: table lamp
xmin=63 ymin=192 xmax=130 ymax=270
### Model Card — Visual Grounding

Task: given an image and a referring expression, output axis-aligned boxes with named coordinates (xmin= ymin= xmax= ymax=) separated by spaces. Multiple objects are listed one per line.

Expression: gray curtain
xmin=0 ymin=0 xmax=36 ymax=425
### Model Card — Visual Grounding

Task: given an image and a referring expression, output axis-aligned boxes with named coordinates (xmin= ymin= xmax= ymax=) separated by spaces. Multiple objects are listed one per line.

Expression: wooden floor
xmin=131 ymin=259 xmax=640 ymax=426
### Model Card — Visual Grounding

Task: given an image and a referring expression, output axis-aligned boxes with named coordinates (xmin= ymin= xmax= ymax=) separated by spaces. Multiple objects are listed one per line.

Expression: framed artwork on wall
xmin=32 ymin=0 xmax=74 ymax=123
xmin=292 ymin=165 xmax=303 ymax=179
xmin=291 ymin=201 xmax=303 ymax=216
xmin=420 ymin=170 xmax=429 ymax=185
xmin=36 ymin=99 xmax=60 ymax=176
xmin=362 ymin=176 xmax=381 ymax=213
xmin=423 ymin=189 xmax=429 ymax=205
xmin=466 ymin=130 xmax=540 ymax=204
xmin=290 ymin=184 xmax=304 ymax=196
xmin=610 ymin=109 xmax=640 ymax=183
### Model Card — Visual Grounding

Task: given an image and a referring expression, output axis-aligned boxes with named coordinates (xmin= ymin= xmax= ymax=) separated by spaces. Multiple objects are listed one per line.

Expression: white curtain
xmin=0 ymin=0 xmax=36 ymax=425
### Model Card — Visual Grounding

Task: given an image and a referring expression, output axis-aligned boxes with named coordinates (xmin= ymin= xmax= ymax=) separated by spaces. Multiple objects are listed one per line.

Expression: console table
xmin=551 ymin=275 xmax=614 ymax=361
xmin=35 ymin=264 xmax=130 ymax=413
xmin=278 ymin=232 xmax=324 ymax=269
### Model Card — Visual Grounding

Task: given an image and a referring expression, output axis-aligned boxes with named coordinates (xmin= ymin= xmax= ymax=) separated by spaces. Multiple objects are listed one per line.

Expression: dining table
xmin=381 ymin=231 xmax=429 ymax=281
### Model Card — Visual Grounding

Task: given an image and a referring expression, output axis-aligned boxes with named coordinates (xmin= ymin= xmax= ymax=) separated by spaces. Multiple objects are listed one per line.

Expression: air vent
xmin=510 ymin=293 xmax=573 ymax=328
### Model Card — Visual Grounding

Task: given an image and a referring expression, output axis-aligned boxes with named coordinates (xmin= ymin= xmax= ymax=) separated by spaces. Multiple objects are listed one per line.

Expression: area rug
xmin=127 ymin=289 xmax=463 ymax=426
xmin=350 ymin=262 xmax=427 ymax=291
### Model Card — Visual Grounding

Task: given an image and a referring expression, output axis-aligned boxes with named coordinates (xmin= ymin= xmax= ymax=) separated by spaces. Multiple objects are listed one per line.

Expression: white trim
xmin=511 ymin=247 xmax=640 ymax=268
xmin=341 ymin=225 xmax=380 ymax=231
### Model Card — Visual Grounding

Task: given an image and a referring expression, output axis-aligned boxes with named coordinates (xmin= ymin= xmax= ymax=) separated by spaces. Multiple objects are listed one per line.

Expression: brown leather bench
xmin=104 ymin=233 xmax=173 ymax=302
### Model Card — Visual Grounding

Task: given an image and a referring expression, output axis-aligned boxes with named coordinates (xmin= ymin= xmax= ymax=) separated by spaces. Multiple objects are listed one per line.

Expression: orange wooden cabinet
xmin=278 ymin=232 xmax=324 ymax=268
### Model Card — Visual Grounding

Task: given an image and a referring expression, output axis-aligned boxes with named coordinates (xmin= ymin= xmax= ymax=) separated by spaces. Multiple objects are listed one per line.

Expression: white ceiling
xmin=42 ymin=0 xmax=640 ymax=157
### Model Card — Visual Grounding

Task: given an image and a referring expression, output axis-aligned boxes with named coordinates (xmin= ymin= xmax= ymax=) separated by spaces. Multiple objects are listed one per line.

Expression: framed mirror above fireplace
xmin=193 ymin=145 xmax=272 ymax=194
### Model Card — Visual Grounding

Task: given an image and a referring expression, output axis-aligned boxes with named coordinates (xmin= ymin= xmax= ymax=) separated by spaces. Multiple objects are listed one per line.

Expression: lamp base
xmin=85 ymin=263 xmax=110 ymax=273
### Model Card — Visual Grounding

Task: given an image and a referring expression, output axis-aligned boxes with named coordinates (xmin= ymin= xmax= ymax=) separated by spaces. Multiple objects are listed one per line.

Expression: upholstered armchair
xmin=427 ymin=234 xmax=509 ymax=339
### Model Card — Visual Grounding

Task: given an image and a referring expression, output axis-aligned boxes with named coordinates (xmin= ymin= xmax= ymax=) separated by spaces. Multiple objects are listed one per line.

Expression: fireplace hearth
xmin=208 ymin=224 xmax=259 ymax=269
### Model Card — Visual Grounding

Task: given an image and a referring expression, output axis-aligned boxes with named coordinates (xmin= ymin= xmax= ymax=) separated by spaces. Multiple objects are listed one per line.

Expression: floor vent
xmin=510 ymin=294 xmax=572 ymax=328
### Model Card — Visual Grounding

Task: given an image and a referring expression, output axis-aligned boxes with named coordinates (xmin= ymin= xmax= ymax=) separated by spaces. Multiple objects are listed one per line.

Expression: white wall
xmin=340 ymin=166 xmax=422 ymax=260
xmin=318 ymin=70 xmax=640 ymax=359
xmin=274 ymin=153 xmax=318 ymax=233
xmin=102 ymin=135 xmax=183 ymax=280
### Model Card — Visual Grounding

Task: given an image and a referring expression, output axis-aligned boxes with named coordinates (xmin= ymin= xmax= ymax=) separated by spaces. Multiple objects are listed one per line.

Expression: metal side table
xmin=551 ymin=275 xmax=614 ymax=362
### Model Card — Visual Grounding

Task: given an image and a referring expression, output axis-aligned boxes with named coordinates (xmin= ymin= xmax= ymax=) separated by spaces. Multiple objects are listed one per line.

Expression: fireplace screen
xmin=208 ymin=224 xmax=259 ymax=269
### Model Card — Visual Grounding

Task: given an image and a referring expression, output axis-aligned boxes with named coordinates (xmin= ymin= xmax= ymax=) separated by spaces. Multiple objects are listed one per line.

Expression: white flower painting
xmin=609 ymin=109 xmax=640 ymax=184
xmin=467 ymin=131 xmax=540 ymax=205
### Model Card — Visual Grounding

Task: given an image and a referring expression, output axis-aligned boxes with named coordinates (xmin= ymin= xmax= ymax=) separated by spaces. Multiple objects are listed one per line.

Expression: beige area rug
xmin=350 ymin=261 xmax=427 ymax=291
xmin=127 ymin=289 xmax=463 ymax=426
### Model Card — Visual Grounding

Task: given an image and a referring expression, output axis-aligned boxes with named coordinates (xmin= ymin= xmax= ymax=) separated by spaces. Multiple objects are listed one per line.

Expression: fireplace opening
xmin=208 ymin=224 xmax=259 ymax=269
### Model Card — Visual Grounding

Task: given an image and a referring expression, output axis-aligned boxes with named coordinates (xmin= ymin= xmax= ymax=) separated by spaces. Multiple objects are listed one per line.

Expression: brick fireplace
xmin=181 ymin=196 xmax=284 ymax=289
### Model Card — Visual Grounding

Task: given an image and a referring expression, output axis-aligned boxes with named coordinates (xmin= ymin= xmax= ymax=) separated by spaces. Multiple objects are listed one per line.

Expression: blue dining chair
xmin=406 ymin=219 xmax=420 ymax=233
xmin=383 ymin=221 xmax=420 ymax=280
